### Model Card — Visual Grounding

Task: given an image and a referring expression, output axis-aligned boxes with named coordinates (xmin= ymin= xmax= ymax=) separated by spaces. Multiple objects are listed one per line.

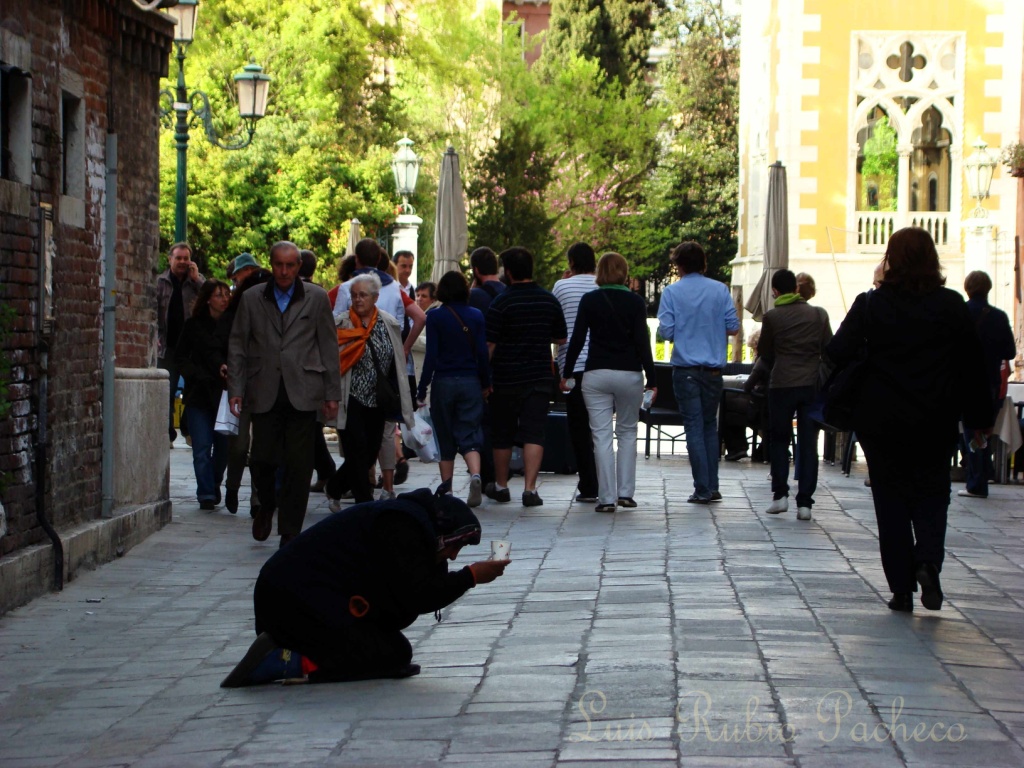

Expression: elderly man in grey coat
xmin=228 ymin=241 xmax=341 ymax=548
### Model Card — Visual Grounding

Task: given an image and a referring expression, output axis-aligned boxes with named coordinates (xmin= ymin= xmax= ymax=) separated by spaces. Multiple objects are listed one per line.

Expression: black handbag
xmin=368 ymin=338 xmax=401 ymax=416
xmin=813 ymin=291 xmax=873 ymax=432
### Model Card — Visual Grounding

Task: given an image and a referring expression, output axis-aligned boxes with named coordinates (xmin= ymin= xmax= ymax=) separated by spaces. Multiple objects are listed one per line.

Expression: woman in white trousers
xmin=561 ymin=253 xmax=657 ymax=512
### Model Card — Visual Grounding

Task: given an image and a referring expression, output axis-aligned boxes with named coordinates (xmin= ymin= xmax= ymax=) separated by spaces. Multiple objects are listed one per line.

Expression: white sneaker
xmin=327 ymin=495 xmax=342 ymax=514
xmin=797 ymin=506 xmax=812 ymax=521
xmin=467 ymin=477 xmax=482 ymax=508
xmin=379 ymin=489 xmax=396 ymax=501
xmin=765 ymin=497 xmax=788 ymax=515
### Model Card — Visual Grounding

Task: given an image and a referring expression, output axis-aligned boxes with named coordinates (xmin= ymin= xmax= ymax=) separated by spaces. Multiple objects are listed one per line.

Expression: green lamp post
xmin=159 ymin=0 xmax=271 ymax=243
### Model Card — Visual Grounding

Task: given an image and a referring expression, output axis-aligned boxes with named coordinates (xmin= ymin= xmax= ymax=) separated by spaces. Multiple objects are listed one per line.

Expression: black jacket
xmin=175 ymin=313 xmax=231 ymax=412
xmin=256 ymin=492 xmax=476 ymax=632
xmin=826 ymin=285 xmax=992 ymax=435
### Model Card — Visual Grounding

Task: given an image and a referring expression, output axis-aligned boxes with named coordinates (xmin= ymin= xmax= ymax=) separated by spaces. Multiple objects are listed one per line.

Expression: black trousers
xmin=313 ymin=422 xmax=336 ymax=483
xmin=859 ymin=429 xmax=956 ymax=595
xmin=254 ymin=579 xmax=411 ymax=680
xmin=566 ymin=385 xmax=598 ymax=497
xmin=326 ymin=396 xmax=385 ymax=504
xmin=249 ymin=381 xmax=317 ymax=537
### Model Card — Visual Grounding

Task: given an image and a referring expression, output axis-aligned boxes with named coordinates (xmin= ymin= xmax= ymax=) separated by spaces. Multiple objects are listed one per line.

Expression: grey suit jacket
xmin=227 ymin=279 xmax=341 ymax=414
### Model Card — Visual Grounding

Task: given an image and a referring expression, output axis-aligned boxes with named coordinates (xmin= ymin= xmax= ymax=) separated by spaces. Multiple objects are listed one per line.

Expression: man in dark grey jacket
xmin=759 ymin=270 xmax=833 ymax=521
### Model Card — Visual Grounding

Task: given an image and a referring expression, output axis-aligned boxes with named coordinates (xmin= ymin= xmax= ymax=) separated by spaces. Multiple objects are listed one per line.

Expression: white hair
xmin=350 ymin=272 xmax=381 ymax=296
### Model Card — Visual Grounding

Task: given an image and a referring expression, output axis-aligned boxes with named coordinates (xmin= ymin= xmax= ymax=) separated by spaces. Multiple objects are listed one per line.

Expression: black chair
xmin=639 ymin=363 xmax=686 ymax=458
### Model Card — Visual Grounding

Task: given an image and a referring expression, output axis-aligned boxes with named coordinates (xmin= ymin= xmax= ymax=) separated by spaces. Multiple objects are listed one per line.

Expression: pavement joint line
xmin=713 ymin=478 xmax=804 ymax=765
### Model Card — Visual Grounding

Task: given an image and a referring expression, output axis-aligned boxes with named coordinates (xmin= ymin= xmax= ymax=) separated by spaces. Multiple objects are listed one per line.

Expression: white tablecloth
xmin=994 ymin=396 xmax=1023 ymax=453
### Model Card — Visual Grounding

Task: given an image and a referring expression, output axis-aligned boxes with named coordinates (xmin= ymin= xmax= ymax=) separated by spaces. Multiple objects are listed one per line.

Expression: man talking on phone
xmin=156 ymin=242 xmax=205 ymax=446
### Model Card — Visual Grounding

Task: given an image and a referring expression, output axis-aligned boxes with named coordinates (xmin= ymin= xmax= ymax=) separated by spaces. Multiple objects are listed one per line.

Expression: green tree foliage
xmin=155 ymin=0 xmax=738 ymax=303
xmin=523 ymin=55 xmax=664 ymax=260
xmin=605 ymin=0 xmax=665 ymax=93
xmin=540 ymin=0 xmax=618 ymax=85
xmin=392 ymin=0 xmax=517 ymax=278
xmin=860 ymin=115 xmax=898 ymax=211
xmin=626 ymin=0 xmax=739 ymax=294
xmin=465 ymin=121 xmax=558 ymax=286
xmin=519 ymin=0 xmax=666 ymax=275
xmin=159 ymin=0 xmax=404 ymax=279
xmin=539 ymin=0 xmax=662 ymax=94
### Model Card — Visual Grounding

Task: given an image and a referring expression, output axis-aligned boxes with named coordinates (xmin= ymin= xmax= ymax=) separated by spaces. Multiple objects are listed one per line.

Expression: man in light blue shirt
xmin=657 ymin=242 xmax=740 ymax=504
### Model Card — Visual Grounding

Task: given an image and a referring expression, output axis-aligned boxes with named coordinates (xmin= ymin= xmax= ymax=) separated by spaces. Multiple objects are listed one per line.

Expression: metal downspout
xmin=101 ymin=134 xmax=117 ymax=517
xmin=36 ymin=204 xmax=62 ymax=590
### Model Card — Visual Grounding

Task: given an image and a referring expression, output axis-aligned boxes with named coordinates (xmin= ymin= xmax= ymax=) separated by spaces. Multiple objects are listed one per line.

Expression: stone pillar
xmin=391 ymin=213 xmax=423 ymax=285
xmin=114 ymin=368 xmax=170 ymax=513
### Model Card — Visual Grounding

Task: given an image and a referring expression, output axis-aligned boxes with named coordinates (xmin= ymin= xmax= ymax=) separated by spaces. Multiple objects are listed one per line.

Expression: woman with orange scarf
xmin=326 ymin=273 xmax=414 ymax=506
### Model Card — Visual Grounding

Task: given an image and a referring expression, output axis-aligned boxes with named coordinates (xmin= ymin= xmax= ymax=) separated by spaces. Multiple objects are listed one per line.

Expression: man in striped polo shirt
xmin=552 ymin=242 xmax=600 ymax=503
xmin=485 ymin=247 xmax=568 ymax=507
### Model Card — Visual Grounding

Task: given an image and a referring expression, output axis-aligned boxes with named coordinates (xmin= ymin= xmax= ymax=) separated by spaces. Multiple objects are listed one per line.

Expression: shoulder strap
xmin=446 ymin=305 xmax=477 ymax=359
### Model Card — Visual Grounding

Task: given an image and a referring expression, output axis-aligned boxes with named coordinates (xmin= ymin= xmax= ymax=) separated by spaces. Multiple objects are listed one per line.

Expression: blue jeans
xmin=672 ymin=367 xmax=723 ymax=499
xmin=430 ymin=376 xmax=484 ymax=461
xmin=961 ymin=398 xmax=999 ymax=496
xmin=186 ymin=405 xmax=228 ymax=502
xmin=769 ymin=386 xmax=819 ymax=508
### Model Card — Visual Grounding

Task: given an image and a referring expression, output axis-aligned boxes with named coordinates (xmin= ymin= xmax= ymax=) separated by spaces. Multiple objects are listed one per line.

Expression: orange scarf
xmin=337 ymin=307 xmax=378 ymax=375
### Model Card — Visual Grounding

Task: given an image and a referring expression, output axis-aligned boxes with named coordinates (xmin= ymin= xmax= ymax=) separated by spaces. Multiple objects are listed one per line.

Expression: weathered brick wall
xmin=0 ymin=0 xmax=171 ymax=557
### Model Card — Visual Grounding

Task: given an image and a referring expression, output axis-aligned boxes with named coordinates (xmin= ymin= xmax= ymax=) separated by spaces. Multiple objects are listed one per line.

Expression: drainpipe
xmin=101 ymin=134 xmax=117 ymax=517
xmin=36 ymin=204 xmax=62 ymax=591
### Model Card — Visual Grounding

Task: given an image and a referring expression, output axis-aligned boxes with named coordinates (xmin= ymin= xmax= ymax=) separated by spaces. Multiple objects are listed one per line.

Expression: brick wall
xmin=0 ymin=0 xmax=172 ymax=557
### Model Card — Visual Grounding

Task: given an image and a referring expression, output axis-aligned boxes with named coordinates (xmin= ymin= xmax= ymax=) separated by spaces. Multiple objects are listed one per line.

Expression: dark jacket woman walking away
xmin=825 ymin=227 xmax=991 ymax=613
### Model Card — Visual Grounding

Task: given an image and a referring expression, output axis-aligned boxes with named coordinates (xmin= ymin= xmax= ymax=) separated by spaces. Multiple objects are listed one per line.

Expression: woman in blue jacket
xmin=416 ymin=271 xmax=491 ymax=507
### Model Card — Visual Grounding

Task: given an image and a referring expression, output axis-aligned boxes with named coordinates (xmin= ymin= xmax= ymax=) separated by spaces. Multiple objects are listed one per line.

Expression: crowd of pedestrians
xmin=164 ymin=224 xmax=1012 ymax=690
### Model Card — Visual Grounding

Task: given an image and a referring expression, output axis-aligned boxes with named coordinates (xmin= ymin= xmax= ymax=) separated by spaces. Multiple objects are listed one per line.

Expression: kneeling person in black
xmin=222 ymin=488 xmax=509 ymax=686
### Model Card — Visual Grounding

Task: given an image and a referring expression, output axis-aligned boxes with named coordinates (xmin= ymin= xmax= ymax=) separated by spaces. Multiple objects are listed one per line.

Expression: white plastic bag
xmin=214 ymin=391 xmax=239 ymax=436
xmin=406 ymin=408 xmax=439 ymax=463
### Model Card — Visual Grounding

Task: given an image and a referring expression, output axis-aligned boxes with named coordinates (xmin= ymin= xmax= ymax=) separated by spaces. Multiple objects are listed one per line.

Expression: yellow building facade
xmin=731 ymin=0 xmax=1023 ymax=328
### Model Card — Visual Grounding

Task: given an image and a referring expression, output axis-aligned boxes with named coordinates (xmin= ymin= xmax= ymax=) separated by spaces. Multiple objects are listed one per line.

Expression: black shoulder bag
xmin=814 ymin=291 xmax=872 ymax=432
xmin=367 ymin=332 xmax=402 ymax=417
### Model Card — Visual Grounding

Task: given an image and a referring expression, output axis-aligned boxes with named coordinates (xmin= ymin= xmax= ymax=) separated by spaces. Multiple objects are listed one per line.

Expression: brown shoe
xmin=252 ymin=505 xmax=274 ymax=542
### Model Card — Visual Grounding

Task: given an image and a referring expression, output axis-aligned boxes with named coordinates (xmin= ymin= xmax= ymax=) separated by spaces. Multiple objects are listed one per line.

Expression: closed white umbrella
xmin=745 ymin=162 xmax=789 ymax=321
xmin=345 ymin=218 xmax=361 ymax=257
xmin=432 ymin=147 xmax=468 ymax=283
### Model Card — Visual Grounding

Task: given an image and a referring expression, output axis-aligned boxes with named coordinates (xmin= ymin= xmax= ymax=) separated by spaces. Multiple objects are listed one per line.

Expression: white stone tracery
xmin=847 ymin=32 xmax=966 ymax=251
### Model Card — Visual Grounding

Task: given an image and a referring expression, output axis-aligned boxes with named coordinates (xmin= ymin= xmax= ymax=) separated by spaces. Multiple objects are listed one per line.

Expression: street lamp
xmin=159 ymin=0 xmax=271 ymax=243
xmin=964 ymin=136 xmax=997 ymax=219
xmin=391 ymin=137 xmax=421 ymax=214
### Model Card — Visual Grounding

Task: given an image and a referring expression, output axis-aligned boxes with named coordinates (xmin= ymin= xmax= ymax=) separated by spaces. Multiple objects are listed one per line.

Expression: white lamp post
xmin=964 ymin=137 xmax=997 ymax=219
xmin=391 ymin=137 xmax=421 ymax=214
xmin=390 ymin=137 xmax=423 ymax=284
xmin=963 ymin=137 xmax=998 ymax=276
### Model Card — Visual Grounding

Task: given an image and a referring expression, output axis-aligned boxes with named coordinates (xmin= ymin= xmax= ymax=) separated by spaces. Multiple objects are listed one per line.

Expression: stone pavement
xmin=1 ymin=437 xmax=1023 ymax=767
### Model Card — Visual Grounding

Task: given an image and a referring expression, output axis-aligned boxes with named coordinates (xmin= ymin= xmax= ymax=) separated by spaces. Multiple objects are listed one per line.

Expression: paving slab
xmin=0 ymin=439 xmax=1022 ymax=766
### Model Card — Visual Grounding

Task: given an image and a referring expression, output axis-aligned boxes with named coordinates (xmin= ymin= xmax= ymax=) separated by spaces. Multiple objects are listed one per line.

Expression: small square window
xmin=1 ymin=63 xmax=31 ymax=184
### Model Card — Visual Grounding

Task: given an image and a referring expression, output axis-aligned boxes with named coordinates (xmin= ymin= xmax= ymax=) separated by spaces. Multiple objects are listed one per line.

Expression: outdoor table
xmin=992 ymin=396 xmax=1023 ymax=484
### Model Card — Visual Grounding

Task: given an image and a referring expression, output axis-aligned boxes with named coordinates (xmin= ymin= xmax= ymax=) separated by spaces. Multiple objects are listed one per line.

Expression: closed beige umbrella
xmin=345 ymin=218 xmax=361 ymax=257
xmin=745 ymin=162 xmax=789 ymax=321
xmin=431 ymin=147 xmax=468 ymax=283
